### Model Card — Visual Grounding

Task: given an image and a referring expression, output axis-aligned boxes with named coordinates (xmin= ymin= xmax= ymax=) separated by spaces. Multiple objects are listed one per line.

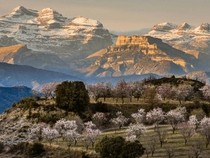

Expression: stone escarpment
xmin=84 ymin=35 xmax=197 ymax=77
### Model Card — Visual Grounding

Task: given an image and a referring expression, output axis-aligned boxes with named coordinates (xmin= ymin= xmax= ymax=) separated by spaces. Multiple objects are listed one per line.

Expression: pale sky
xmin=0 ymin=0 xmax=209 ymax=31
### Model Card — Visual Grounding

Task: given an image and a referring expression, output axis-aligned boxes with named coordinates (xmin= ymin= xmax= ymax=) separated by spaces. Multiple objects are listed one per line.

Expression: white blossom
xmin=126 ymin=123 xmax=146 ymax=139
xmin=146 ymin=108 xmax=165 ymax=125
xmin=54 ymin=119 xmax=77 ymax=137
xmin=188 ymin=115 xmax=199 ymax=129
xmin=131 ymin=109 xmax=146 ymax=124
xmin=111 ymin=111 xmax=128 ymax=129
xmin=42 ymin=126 xmax=59 ymax=145
xmin=92 ymin=112 xmax=107 ymax=127
xmin=166 ymin=107 xmax=186 ymax=133
xmin=83 ymin=121 xmax=101 ymax=149
xmin=29 ymin=123 xmax=46 ymax=141
xmin=125 ymin=134 xmax=137 ymax=142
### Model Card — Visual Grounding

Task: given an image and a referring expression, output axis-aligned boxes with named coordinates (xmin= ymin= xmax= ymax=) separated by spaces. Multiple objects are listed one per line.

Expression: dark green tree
xmin=121 ymin=141 xmax=145 ymax=158
xmin=55 ymin=81 xmax=90 ymax=113
xmin=95 ymin=136 xmax=144 ymax=158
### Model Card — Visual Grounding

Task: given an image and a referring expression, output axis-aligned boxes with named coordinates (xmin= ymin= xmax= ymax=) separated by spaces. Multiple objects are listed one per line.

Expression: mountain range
xmin=1 ymin=6 xmax=210 ymax=112
xmin=0 ymin=6 xmax=210 ymax=84
xmin=0 ymin=6 xmax=112 ymax=75
xmin=147 ymin=22 xmax=210 ymax=71
xmin=0 ymin=62 xmax=77 ymax=87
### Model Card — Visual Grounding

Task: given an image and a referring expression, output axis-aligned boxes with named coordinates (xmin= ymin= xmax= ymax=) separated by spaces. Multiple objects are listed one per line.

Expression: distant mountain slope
xmin=0 ymin=44 xmax=72 ymax=74
xmin=0 ymin=86 xmax=32 ymax=112
xmin=84 ymin=35 xmax=197 ymax=77
xmin=0 ymin=6 xmax=113 ymax=74
xmin=0 ymin=62 xmax=78 ymax=87
xmin=147 ymin=22 xmax=210 ymax=72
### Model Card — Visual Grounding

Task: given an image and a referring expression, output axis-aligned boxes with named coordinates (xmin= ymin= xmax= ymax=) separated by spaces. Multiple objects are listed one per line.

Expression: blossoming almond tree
xmin=92 ymin=112 xmax=107 ymax=128
xmin=64 ymin=130 xmax=80 ymax=149
xmin=29 ymin=123 xmax=47 ymax=142
xmin=54 ymin=119 xmax=78 ymax=139
xmin=178 ymin=122 xmax=195 ymax=145
xmin=166 ymin=107 xmax=186 ymax=133
xmin=83 ymin=121 xmax=101 ymax=149
xmin=200 ymin=117 xmax=210 ymax=147
xmin=42 ymin=126 xmax=59 ymax=146
xmin=131 ymin=109 xmax=146 ymax=124
xmin=146 ymin=108 xmax=165 ymax=128
xmin=126 ymin=123 xmax=146 ymax=140
xmin=111 ymin=111 xmax=128 ymax=130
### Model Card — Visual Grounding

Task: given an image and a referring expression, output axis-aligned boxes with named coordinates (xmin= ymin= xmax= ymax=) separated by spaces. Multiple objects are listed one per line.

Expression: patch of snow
xmin=71 ymin=16 xmax=102 ymax=27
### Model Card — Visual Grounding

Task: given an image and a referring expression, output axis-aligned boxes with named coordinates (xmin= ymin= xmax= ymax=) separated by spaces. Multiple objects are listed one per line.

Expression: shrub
xmin=8 ymin=142 xmax=29 ymax=154
xmin=14 ymin=98 xmax=39 ymax=110
xmin=90 ymin=102 xmax=109 ymax=113
xmin=0 ymin=142 xmax=4 ymax=153
xmin=95 ymin=136 xmax=144 ymax=158
xmin=191 ymin=108 xmax=206 ymax=121
xmin=28 ymin=142 xmax=45 ymax=157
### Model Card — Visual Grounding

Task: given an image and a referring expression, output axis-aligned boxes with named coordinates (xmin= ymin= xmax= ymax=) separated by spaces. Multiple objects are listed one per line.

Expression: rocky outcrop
xmin=84 ymin=35 xmax=196 ymax=77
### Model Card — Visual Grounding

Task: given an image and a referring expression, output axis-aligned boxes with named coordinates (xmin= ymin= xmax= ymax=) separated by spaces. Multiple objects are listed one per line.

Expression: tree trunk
xmin=185 ymin=139 xmax=187 ymax=145
xmin=122 ymin=97 xmax=124 ymax=104
xmin=160 ymin=141 xmax=163 ymax=147
xmin=151 ymin=151 xmax=155 ymax=156
xmin=206 ymin=140 xmax=209 ymax=148
xmin=172 ymin=127 xmax=175 ymax=134
xmin=130 ymin=97 xmax=132 ymax=102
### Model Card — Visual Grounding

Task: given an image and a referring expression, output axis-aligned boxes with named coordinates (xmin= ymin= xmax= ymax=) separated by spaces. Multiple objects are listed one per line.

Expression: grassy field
xmin=49 ymin=124 xmax=210 ymax=158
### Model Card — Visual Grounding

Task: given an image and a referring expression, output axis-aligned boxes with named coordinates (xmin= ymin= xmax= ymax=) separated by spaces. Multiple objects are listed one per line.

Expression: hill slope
xmin=0 ymin=62 xmax=78 ymax=87
xmin=0 ymin=86 xmax=32 ymax=112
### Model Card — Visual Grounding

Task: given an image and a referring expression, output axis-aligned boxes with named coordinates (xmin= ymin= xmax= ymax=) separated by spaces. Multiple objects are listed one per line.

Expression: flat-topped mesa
xmin=113 ymin=35 xmax=158 ymax=54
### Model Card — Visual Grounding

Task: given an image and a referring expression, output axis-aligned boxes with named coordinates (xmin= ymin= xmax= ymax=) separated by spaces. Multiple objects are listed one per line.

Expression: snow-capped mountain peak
xmin=178 ymin=22 xmax=191 ymax=30
xmin=37 ymin=7 xmax=68 ymax=26
xmin=152 ymin=22 xmax=177 ymax=31
xmin=195 ymin=23 xmax=210 ymax=32
xmin=9 ymin=6 xmax=37 ymax=17
xmin=0 ymin=6 xmax=112 ymax=75
xmin=71 ymin=16 xmax=102 ymax=27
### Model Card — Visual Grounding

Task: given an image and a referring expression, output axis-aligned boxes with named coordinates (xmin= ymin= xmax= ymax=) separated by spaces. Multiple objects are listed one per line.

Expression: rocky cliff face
xmin=84 ymin=35 xmax=197 ymax=77
xmin=0 ymin=6 xmax=112 ymax=74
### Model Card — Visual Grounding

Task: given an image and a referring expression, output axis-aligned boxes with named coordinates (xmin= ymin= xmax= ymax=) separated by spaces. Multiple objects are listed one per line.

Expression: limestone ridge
xmin=84 ymin=35 xmax=197 ymax=77
xmin=0 ymin=6 xmax=112 ymax=74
